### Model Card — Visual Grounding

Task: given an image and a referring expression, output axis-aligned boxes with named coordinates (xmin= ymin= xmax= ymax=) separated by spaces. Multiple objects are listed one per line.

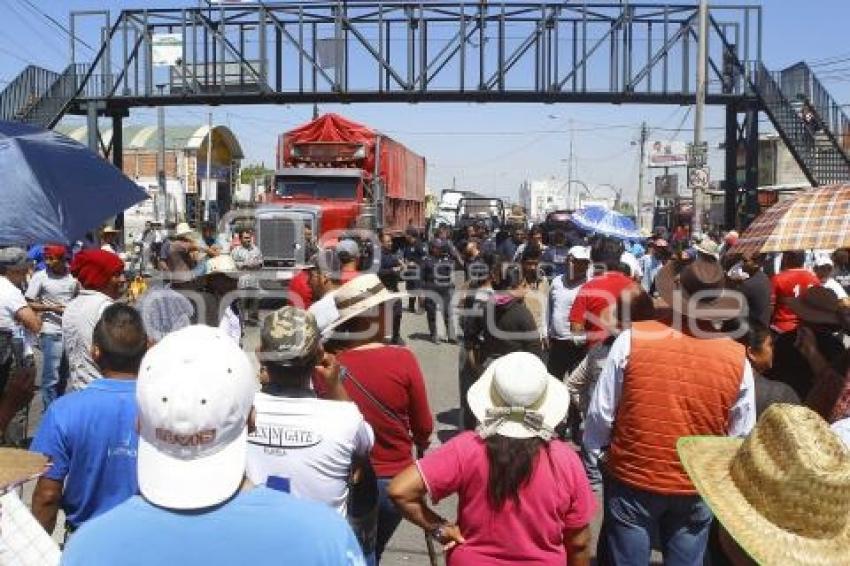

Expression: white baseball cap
xmin=814 ymin=253 xmax=834 ymax=268
xmin=568 ymin=245 xmax=591 ymax=261
xmin=136 ymin=325 xmax=257 ymax=510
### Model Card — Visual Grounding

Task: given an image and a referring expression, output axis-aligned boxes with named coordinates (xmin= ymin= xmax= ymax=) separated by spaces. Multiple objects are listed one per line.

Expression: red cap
xmin=70 ymin=249 xmax=124 ymax=290
xmin=43 ymin=245 xmax=67 ymax=259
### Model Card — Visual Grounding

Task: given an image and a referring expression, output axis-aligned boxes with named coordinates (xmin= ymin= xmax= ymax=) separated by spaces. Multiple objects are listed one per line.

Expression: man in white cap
xmin=61 ymin=325 xmax=364 ymax=566
xmin=547 ymin=246 xmax=590 ymax=380
xmin=813 ymin=252 xmax=848 ymax=300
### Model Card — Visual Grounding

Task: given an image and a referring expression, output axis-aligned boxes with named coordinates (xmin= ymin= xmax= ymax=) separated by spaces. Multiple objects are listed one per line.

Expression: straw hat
xmin=173 ymin=222 xmax=194 ymax=238
xmin=678 ymin=404 xmax=850 ymax=565
xmin=467 ymin=352 xmax=569 ymax=440
xmin=655 ymin=258 xmax=743 ymax=320
xmin=322 ymin=274 xmax=406 ymax=334
xmin=0 ymin=449 xmax=48 ymax=491
xmin=694 ymin=237 xmax=720 ymax=259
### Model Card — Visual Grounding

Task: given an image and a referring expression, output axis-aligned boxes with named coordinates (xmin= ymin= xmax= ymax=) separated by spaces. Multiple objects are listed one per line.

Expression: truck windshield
xmin=274 ymin=176 xmax=359 ymax=200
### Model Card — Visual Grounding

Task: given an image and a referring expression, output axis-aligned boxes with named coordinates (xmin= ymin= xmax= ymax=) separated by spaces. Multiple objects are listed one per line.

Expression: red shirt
xmin=337 ymin=346 xmax=434 ymax=477
xmin=770 ymin=268 xmax=820 ymax=333
xmin=569 ymin=271 xmax=635 ymax=347
xmin=287 ymin=270 xmax=313 ymax=308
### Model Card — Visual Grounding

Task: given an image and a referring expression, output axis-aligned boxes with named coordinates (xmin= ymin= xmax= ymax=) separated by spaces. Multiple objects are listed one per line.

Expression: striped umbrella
xmin=732 ymin=184 xmax=850 ymax=254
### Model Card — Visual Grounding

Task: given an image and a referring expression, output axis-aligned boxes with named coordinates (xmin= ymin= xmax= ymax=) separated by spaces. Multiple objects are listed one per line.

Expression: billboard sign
xmin=648 ymin=140 xmax=688 ymax=168
xmin=654 ymin=174 xmax=678 ymax=198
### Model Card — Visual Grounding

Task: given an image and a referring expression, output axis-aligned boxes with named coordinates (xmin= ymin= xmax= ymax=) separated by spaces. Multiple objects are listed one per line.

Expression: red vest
xmin=607 ymin=320 xmax=745 ymax=495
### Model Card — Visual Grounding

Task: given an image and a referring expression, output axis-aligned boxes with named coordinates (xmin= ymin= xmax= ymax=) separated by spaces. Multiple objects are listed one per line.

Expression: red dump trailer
xmin=255 ymin=113 xmax=426 ymax=268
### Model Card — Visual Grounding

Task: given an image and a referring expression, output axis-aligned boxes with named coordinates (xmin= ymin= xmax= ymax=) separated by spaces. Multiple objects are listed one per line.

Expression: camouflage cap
xmin=260 ymin=306 xmax=321 ymax=368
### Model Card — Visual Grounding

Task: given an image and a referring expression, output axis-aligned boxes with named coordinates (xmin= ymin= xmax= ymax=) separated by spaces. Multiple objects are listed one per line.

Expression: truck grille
xmin=257 ymin=217 xmax=299 ymax=267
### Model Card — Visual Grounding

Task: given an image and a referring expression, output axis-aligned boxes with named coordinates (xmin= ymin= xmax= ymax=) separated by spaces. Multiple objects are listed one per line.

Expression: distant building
xmin=520 ymin=178 xmax=570 ymax=222
xmin=757 ymin=134 xmax=810 ymax=188
xmin=57 ymin=123 xmax=244 ymax=233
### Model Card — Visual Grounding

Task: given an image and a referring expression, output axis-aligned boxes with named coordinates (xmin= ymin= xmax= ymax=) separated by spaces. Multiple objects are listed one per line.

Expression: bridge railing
xmin=64 ymin=2 xmax=762 ymax=107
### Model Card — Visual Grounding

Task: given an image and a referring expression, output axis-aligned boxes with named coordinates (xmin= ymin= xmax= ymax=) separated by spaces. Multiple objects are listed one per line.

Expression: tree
xmin=240 ymin=163 xmax=274 ymax=185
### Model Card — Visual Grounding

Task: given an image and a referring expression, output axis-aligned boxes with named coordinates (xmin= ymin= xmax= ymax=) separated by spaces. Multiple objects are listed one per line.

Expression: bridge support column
xmin=743 ymin=108 xmax=760 ymax=226
xmin=112 ymin=114 xmax=125 ymax=237
xmin=724 ymin=104 xmax=738 ymax=229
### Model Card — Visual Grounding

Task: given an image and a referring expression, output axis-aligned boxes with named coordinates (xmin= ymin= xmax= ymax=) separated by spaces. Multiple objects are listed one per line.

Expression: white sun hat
xmin=467 ymin=352 xmax=569 ymax=440
xmin=322 ymin=273 xmax=406 ymax=335
xmin=136 ymin=325 xmax=257 ymax=510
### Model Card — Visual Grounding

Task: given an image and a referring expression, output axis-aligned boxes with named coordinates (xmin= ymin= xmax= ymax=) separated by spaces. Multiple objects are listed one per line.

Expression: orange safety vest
xmin=607 ymin=320 xmax=745 ymax=495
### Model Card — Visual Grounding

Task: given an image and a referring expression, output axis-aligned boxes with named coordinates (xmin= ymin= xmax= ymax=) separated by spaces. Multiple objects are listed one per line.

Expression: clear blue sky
xmin=1 ymin=0 xmax=848 ymax=204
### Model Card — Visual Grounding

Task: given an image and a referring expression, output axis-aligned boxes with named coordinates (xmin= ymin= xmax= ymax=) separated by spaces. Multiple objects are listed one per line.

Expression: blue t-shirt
xmin=61 ymin=487 xmax=365 ymax=566
xmin=30 ymin=379 xmax=138 ymax=528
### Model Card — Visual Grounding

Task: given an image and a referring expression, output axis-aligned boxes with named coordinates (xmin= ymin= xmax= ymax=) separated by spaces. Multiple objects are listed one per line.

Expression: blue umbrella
xmin=0 ymin=120 xmax=148 ymax=246
xmin=571 ymin=206 xmax=642 ymax=240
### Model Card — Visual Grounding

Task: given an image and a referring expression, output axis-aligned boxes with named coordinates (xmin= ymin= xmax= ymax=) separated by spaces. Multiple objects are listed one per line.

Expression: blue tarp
xmin=571 ymin=206 xmax=642 ymax=240
xmin=0 ymin=120 xmax=148 ymax=246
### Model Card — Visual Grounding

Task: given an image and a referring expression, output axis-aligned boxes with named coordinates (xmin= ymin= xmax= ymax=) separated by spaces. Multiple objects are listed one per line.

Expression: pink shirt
xmin=418 ymin=432 xmax=596 ymax=566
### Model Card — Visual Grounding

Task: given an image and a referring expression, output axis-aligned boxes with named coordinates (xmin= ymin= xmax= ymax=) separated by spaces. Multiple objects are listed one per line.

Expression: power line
xmin=15 ymin=0 xmax=94 ymax=52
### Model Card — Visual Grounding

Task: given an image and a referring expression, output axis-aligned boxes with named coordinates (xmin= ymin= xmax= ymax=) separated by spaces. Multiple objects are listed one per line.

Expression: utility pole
xmin=156 ymin=85 xmax=168 ymax=225
xmin=692 ymin=0 xmax=709 ymax=235
xmin=636 ymin=121 xmax=649 ymax=230
xmin=205 ymin=111 xmax=213 ymax=223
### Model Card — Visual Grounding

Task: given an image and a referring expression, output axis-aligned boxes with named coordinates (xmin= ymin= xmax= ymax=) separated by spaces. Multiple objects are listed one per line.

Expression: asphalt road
xmin=369 ymin=306 xmax=607 ymax=566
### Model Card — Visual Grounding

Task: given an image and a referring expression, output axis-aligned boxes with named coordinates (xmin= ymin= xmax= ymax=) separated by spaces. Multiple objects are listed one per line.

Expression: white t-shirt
xmin=25 ymin=270 xmax=79 ymax=335
xmin=218 ymin=305 xmax=242 ymax=344
xmin=548 ymin=275 xmax=585 ymax=340
xmin=0 ymin=277 xmax=27 ymax=332
xmin=824 ymin=277 xmax=849 ymax=300
xmin=63 ymin=290 xmax=113 ymax=391
xmin=247 ymin=393 xmax=374 ymax=516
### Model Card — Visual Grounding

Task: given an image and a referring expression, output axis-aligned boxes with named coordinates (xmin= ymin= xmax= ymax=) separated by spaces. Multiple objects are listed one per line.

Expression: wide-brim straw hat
xmin=322 ymin=274 xmax=406 ymax=334
xmin=0 ymin=449 xmax=48 ymax=490
xmin=678 ymin=404 xmax=850 ymax=565
xmin=173 ymin=222 xmax=194 ymax=238
xmin=655 ymin=258 xmax=743 ymax=321
xmin=467 ymin=352 xmax=569 ymax=439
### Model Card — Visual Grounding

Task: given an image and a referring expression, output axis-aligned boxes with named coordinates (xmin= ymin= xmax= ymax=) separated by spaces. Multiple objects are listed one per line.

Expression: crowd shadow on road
xmin=436 ymin=408 xmax=460 ymax=427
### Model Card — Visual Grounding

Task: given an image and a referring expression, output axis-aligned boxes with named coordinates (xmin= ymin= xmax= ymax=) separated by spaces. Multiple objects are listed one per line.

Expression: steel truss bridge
xmin=1 ymin=1 xmax=849 ymax=229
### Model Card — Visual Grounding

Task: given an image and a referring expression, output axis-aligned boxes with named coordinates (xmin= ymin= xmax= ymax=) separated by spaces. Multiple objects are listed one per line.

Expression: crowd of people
xmin=0 ymin=216 xmax=848 ymax=566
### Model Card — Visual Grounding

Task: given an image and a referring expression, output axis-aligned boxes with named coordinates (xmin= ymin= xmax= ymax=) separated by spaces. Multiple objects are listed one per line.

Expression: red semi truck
xmin=255 ymin=113 xmax=426 ymax=268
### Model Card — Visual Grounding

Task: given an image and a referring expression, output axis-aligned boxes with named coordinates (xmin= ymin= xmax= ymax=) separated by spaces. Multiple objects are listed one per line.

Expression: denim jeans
xmin=602 ymin=475 xmax=713 ymax=566
xmin=375 ymin=477 xmax=403 ymax=564
xmin=39 ymin=333 xmax=67 ymax=410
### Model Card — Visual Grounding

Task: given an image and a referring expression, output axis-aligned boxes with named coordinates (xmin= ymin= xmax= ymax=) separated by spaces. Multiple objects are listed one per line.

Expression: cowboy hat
xmin=322 ymin=274 xmax=406 ymax=334
xmin=467 ymin=352 xmax=569 ymax=440
xmin=786 ymin=286 xmax=850 ymax=329
xmin=678 ymin=404 xmax=850 ymax=565
xmin=655 ymin=258 xmax=743 ymax=321
xmin=173 ymin=222 xmax=194 ymax=238
xmin=694 ymin=237 xmax=720 ymax=259
xmin=0 ymin=449 xmax=48 ymax=491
